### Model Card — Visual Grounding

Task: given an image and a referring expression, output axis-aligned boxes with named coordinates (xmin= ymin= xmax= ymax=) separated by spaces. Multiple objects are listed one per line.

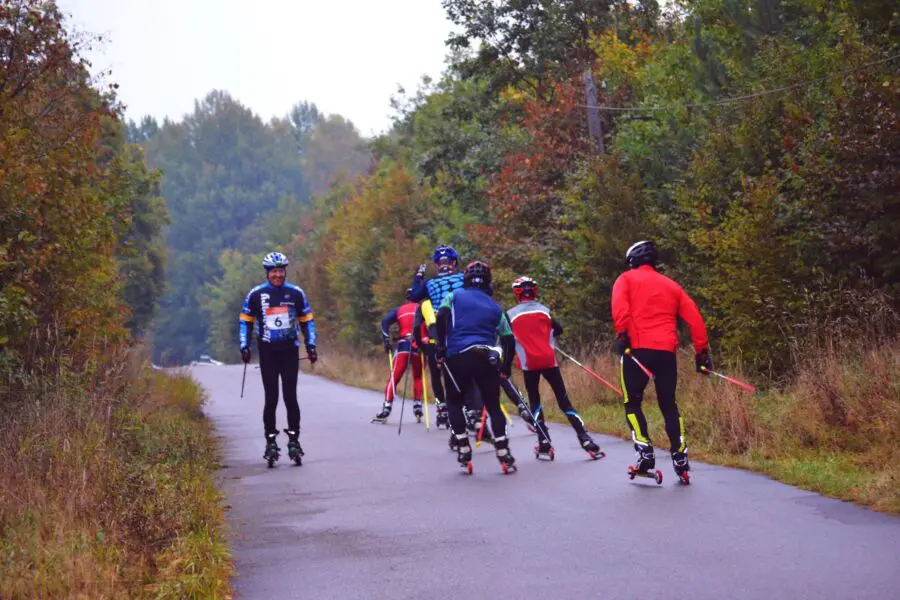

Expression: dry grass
xmin=0 ymin=348 xmax=233 ymax=599
xmin=314 ymin=341 xmax=899 ymax=513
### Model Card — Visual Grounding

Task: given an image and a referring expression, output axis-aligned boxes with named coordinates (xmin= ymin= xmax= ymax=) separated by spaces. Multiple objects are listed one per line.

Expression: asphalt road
xmin=194 ymin=364 xmax=900 ymax=600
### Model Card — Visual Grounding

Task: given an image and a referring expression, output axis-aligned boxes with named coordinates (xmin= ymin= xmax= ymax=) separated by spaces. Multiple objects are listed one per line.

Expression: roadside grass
xmin=314 ymin=342 xmax=899 ymax=514
xmin=0 ymin=350 xmax=233 ymax=599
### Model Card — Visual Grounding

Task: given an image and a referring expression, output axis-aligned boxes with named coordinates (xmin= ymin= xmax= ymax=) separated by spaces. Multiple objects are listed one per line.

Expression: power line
xmin=576 ymin=54 xmax=900 ymax=113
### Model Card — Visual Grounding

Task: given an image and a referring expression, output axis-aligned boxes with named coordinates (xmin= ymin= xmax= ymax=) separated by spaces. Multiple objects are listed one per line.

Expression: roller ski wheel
xmin=500 ymin=460 xmax=517 ymax=475
xmin=461 ymin=460 xmax=474 ymax=475
xmin=534 ymin=441 xmax=555 ymax=461
xmin=628 ymin=465 xmax=663 ymax=485
xmin=413 ymin=404 xmax=423 ymax=424
xmin=678 ymin=471 xmax=691 ymax=485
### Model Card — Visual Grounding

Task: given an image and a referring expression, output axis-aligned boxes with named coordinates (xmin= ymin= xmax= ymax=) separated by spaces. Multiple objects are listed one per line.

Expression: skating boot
xmin=455 ymin=434 xmax=473 ymax=474
xmin=672 ymin=449 xmax=691 ymax=485
xmin=263 ymin=432 xmax=280 ymax=468
xmin=465 ymin=408 xmax=480 ymax=434
xmin=413 ymin=402 xmax=424 ymax=423
xmin=628 ymin=443 xmax=662 ymax=484
xmin=448 ymin=430 xmax=459 ymax=452
xmin=493 ymin=435 xmax=517 ymax=474
xmin=283 ymin=429 xmax=304 ymax=466
xmin=534 ymin=438 xmax=555 ymax=461
xmin=370 ymin=402 xmax=392 ymax=424
xmin=579 ymin=433 xmax=606 ymax=460
xmin=517 ymin=403 xmax=536 ymax=433
xmin=435 ymin=403 xmax=450 ymax=429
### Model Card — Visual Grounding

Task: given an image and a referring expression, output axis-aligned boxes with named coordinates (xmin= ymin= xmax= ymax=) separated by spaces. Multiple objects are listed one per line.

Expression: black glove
xmin=695 ymin=349 xmax=712 ymax=374
xmin=240 ymin=347 xmax=251 ymax=364
xmin=500 ymin=364 xmax=512 ymax=379
xmin=435 ymin=345 xmax=447 ymax=365
xmin=306 ymin=344 xmax=318 ymax=364
xmin=415 ymin=263 xmax=427 ymax=278
xmin=422 ymin=342 xmax=436 ymax=357
xmin=382 ymin=337 xmax=392 ymax=354
xmin=614 ymin=331 xmax=631 ymax=356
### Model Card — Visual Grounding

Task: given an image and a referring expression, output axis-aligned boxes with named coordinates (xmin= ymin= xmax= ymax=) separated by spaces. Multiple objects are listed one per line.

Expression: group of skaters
xmin=236 ymin=240 xmax=712 ymax=482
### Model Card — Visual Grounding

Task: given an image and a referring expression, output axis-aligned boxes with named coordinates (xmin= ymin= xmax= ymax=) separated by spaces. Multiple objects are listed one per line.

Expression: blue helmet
xmin=262 ymin=251 xmax=289 ymax=270
xmin=432 ymin=245 xmax=459 ymax=264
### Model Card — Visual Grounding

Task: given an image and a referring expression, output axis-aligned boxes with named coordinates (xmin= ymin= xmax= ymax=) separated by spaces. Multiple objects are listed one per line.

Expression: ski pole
xmin=701 ymin=367 xmax=757 ymax=393
xmin=475 ymin=406 xmax=488 ymax=447
xmin=240 ymin=362 xmax=248 ymax=399
xmin=556 ymin=348 xmax=623 ymax=397
xmin=386 ymin=350 xmax=397 ymax=407
xmin=625 ymin=349 xmax=654 ymax=380
xmin=442 ymin=360 xmax=461 ymax=393
xmin=397 ymin=361 xmax=410 ymax=436
xmin=421 ymin=352 xmax=430 ymax=430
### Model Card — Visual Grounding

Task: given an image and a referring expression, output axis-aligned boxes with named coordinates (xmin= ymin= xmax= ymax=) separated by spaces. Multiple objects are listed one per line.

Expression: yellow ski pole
xmin=421 ymin=352 xmax=430 ymax=430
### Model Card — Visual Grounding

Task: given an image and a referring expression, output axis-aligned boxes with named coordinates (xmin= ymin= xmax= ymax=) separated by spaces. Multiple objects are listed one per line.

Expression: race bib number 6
xmin=264 ymin=306 xmax=292 ymax=330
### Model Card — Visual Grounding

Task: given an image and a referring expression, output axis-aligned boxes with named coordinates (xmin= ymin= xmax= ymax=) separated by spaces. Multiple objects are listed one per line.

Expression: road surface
xmin=194 ymin=364 xmax=900 ymax=600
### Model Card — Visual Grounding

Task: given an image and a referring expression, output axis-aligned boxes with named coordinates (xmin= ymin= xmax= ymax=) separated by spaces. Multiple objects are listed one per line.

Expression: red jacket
xmin=507 ymin=300 xmax=561 ymax=371
xmin=611 ymin=265 xmax=708 ymax=353
xmin=382 ymin=302 xmax=428 ymax=348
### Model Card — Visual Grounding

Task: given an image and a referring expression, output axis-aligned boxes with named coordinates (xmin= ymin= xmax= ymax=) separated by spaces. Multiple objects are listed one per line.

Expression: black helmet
xmin=405 ymin=287 xmax=414 ymax=301
xmin=463 ymin=261 xmax=492 ymax=289
xmin=625 ymin=240 xmax=657 ymax=269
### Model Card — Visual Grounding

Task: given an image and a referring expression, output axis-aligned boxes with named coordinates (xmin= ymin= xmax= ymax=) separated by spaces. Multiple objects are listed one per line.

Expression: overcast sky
xmin=57 ymin=0 xmax=456 ymax=137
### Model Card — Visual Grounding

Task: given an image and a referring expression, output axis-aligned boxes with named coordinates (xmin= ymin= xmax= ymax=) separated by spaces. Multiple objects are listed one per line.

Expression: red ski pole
xmin=476 ymin=406 xmax=488 ymax=447
xmin=701 ymin=367 xmax=757 ymax=393
xmin=556 ymin=348 xmax=623 ymax=397
xmin=625 ymin=349 xmax=654 ymax=380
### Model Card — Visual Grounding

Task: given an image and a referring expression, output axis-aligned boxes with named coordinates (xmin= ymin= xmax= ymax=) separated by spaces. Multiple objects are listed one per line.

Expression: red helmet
xmin=512 ymin=276 xmax=538 ymax=302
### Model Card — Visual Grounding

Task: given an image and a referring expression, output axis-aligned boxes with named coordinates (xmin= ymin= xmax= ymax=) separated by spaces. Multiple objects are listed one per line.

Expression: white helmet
xmin=262 ymin=251 xmax=289 ymax=270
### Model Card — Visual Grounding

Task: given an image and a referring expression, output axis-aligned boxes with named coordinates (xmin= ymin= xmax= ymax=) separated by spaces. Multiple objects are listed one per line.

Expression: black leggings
xmin=259 ymin=344 xmax=300 ymax=435
xmin=620 ymin=349 xmax=684 ymax=453
xmin=426 ymin=353 xmax=446 ymax=404
xmin=442 ymin=350 xmax=507 ymax=438
xmin=523 ymin=367 xmax=586 ymax=442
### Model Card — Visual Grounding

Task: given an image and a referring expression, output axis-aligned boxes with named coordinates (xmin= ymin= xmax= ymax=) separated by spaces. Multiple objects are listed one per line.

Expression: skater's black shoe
xmin=579 ymin=434 xmax=606 ymax=460
xmin=448 ymin=431 xmax=459 ymax=452
xmin=534 ymin=438 xmax=555 ymax=461
xmin=435 ymin=405 xmax=450 ymax=429
xmin=672 ymin=449 xmax=691 ymax=484
xmin=263 ymin=432 xmax=280 ymax=467
xmin=465 ymin=409 xmax=480 ymax=434
xmin=371 ymin=402 xmax=392 ymax=423
xmin=494 ymin=435 xmax=517 ymax=474
xmin=413 ymin=402 xmax=424 ymax=422
xmin=283 ymin=429 xmax=304 ymax=465
xmin=517 ymin=403 xmax=536 ymax=432
xmin=631 ymin=443 xmax=655 ymax=473
xmin=456 ymin=434 xmax=473 ymax=474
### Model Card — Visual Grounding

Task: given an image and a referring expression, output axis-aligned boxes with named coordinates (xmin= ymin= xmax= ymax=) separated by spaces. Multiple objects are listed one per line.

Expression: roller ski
xmin=672 ymin=450 xmax=691 ymax=485
xmin=283 ymin=429 xmax=304 ymax=466
xmin=579 ymin=434 xmax=606 ymax=460
xmin=455 ymin=434 xmax=473 ymax=475
xmin=263 ymin=432 xmax=280 ymax=468
xmin=627 ymin=444 xmax=662 ymax=484
xmin=435 ymin=404 xmax=450 ymax=429
xmin=494 ymin=436 xmax=517 ymax=474
xmin=534 ymin=438 xmax=555 ymax=461
xmin=413 ymin=402 xmax=424 ymax=424
xmin=370 ymin=402 xmax=392 ymax=424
